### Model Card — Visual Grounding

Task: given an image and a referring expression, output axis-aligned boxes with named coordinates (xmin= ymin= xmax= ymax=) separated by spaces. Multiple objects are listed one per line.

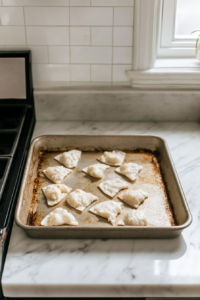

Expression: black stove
xmin=0 ymin=51 xmax=35 ymax=299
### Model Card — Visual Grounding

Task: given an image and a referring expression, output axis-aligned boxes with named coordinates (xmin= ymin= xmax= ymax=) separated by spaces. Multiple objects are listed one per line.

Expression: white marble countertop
xmin=2 ymin=121 xmax=200 ymax=298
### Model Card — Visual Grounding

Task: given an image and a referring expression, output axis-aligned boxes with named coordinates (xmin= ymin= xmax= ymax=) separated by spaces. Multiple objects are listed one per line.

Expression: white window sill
xmin=154 ymin=58 xmax=200 ymax=68
xmin=127 ymin=58 xmax=200 ymax=89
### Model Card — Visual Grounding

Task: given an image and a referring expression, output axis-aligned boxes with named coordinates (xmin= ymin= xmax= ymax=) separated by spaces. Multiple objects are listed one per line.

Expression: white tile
xmin=70 ymin=27 xmax=90 ymax=45
xmin=71 ymin=46 xmax=112 ymax=63
xmin=113 ymin=47 xmax=132 ymax=64
xmin=70 ymin=0 xmax=90 ymax=6
xmin=91 ymin=27 xmax=112 ymax=46
xmin=24 ymin=7 xmax=69 ymax=26
xmin=114 ymin=7 xmax=133 ymax=26
xmin=49 ymin=46 xmax=69 ymax=63
xmin=91 ymin=0 xmax=134 ymax=6
xmin=32 ymin=64 xmax=70 ymax=82
xmin=112 ymin=64 xmax=132 ymax=82
xmin=91 ymin=65 xmax=111 ymax=82
xmin=5 ymin=46 xmax=48 ymax=63
xmin=26 ymin=27 xmax=69 ymax=45
xmin=70 ymin=7 xmax=113 ymax=26
xmin=29 ymin=46 xmax=48 ymax=63
xmin=113 ymin=27 xmax=133 ymax=46
xmin=70 ymin=64 xmax=90 ymax=81
xmin=0 ymin=27 xmax=26 ymax=45
xmin=2 ymin=0 xmax=69 ymax=6
xmin=0 ymin=7 xmax=24 ymax=25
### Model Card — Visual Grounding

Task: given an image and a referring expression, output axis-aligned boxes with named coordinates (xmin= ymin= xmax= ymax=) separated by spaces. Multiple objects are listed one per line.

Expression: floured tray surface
xmin=27 ymin=150 xmax=176 ymax=227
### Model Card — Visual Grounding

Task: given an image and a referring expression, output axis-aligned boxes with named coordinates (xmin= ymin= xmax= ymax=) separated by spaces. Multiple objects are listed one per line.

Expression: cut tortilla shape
xmin=54 ymin=150 xmax=81 ymax=168
xmin=42 ymin=184 xmax=72 ymax=206
xmin=119 ymin=189 xmax=148 ymax=209
xmin=97 ymin=150 xmax=126 ymax=166
xmin=66 ymin=189 xmax=98 ymax=212
xmin=99 ymin=178 xmax=129 ymax=198
xmin=118 ymin=210 xmax=148 ymax=226
xmin=41 ymin=207 xmax=78 ymax=226
xmin=115 ymin=162 xmax=143 ymax=181
xmin=43 ymin=166 xmax=72 ymax=184
xmin=90 ymin=200 xmax=122 ymax=225
xmin=82 ymin=163 xmax=110 ymax=179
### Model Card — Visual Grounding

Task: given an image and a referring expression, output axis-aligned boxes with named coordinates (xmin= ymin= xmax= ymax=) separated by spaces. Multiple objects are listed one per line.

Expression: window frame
xmin=127 ymin=0 xmax=200 ymax=89
xmin=158 ymin=0 xmax=196 ymax=57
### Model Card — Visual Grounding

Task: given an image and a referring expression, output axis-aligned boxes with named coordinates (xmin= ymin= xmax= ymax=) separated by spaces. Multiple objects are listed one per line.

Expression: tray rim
xmin=15 ymin=134 xmax=193 ymax=232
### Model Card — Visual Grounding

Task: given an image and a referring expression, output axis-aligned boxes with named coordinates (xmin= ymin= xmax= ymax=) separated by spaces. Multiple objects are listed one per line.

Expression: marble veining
xmin=34 ymin=90 xmax=200 ymax=121
xmin=2 ymin=121 xmax=200 ymax=298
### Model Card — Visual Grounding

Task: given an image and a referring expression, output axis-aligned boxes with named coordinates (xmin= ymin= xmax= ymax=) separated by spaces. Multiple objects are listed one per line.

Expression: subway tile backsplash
xmin=0 ymin=0 xmax=134 ymax=87
xmin=24 ymin=7 xmax=70 ymax=25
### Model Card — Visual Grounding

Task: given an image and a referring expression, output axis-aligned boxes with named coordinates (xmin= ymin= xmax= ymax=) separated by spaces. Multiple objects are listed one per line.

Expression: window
xmin=127 ymin=0 xmax=200 ymax=89
xmin=158 ymin=0 xmax=200 ymax=57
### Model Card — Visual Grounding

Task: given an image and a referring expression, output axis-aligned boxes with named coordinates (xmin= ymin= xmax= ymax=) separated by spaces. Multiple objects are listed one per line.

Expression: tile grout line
xmin=2 ymin=44 xmax=131 ymax=47
xmin=47 ymin=45 xmax=49 ymax=63
xmin=69 ymin=6 xmax=71 ymax=82
xmin=31 ymin=63 xmax=131 ymax=65
xmin=0 ymin=6 xmax=134 ymax=7
xmin=23 ymin=7 xmax=27 ymax=45
xmin=90 ymin=26 xmax=92 ymax=82
xmin=111 ymin=6 xmax=114 ymax=86
xmin=1 ymin=25 xmax=133 ymax=27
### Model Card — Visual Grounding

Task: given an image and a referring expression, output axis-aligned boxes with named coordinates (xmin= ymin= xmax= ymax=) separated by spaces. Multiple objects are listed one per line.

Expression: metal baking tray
xmin=15 ymin=135 xmax=192 ymax=239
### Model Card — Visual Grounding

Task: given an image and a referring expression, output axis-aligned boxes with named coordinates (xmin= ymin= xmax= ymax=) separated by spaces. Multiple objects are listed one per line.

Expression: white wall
xmin=0 ymin=0 xmax=134 ymax=88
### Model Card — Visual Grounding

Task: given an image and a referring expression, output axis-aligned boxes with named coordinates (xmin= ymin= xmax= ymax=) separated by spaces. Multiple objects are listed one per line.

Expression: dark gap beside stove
xmin=0 ymin=133 xmax=16 ymax=156
xmin=0 ymin=160 xmax=7 ymax=179
xmin=0 ymin=106 xmax=27 ymax=157
xmin=0 ymin=158 xmax=12 ymax=202
xmin=0 ymin=106 xmax=25 ymax=130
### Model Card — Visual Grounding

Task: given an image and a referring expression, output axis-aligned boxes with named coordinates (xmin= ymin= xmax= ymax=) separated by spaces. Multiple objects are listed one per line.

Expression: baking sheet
xmin=15 ymin=135 xmax=192 ymax=239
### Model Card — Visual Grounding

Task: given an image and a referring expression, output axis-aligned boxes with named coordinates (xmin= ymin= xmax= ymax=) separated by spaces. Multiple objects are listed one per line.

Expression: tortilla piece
xmin=119 ymin=189 xmax=148 ymax=209
xmin=43 ymin=166 xmax=72 ymax=184
xmin=41 ymin=207 xmax=78 ymax=226
xmin=82 ymin=163 xmax=109 ymax=179
xmin=99 ymin=178 xmax=129 ymax=198
xmin=42 ymin=184 xmax=72 ymax=206
xmin=97 ymin=150 xmax=126 ymax=166
xmin=115 ymin=162 xmax=143 ymax=181
xmin=90 ymin=200 xmax=122 ymax=225
xmin=118 ymin=210 xmax=148 ymax=226
xmin=55 ymin=150 xmax=81 ymax=168
xmin=66 ymin=189 xmax=98 ymax=212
